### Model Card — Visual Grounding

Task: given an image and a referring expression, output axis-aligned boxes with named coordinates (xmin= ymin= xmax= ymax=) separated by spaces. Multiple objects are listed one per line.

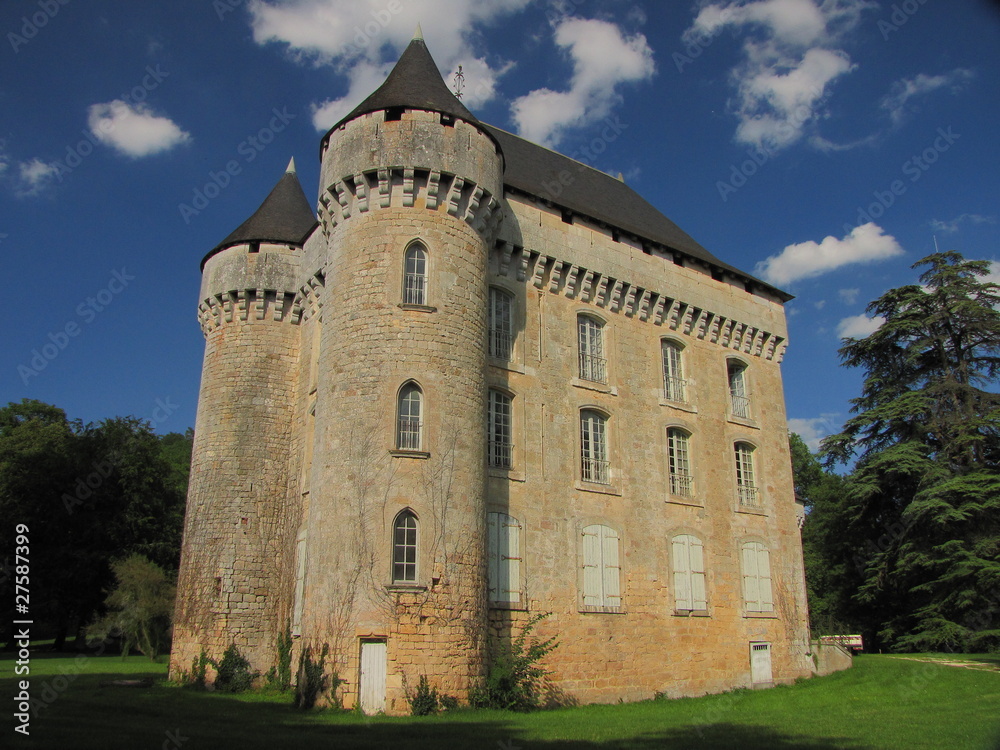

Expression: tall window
xmin=487 ymin=512 xmax=521 ymax=604
xmin=741 ymin=540 xmax=773 ymax=612
xmin=580 ymin=410 xmax=609 ymax=484
xmin=403 ymin=244 xmax=427 ymax=305
xmin=392 ymin=510 xmax=418 ymax=583
xmin=667 ymin=428 xmax=693 ymax=498
xmin=734 ymin=442 xmax=758 ymax=507
xmin=582 ymin=524 xmax=621 ymax=609
xmin=661 ymin=340 xmax=686 ymax=402
xmin=577 ymin=315 xmax=607 ymax=383
xmin=487 ymin=389 xmax=513 ymax=469
xmin=728 ymin=360 xmax=750 ymax=418
xmin=488 ymin=287 xmax=513 ymax=361
xmin=397 ymin=383 xmax=423 ymax=451
xmin=671 ymin=534 xmax=707 ymax=611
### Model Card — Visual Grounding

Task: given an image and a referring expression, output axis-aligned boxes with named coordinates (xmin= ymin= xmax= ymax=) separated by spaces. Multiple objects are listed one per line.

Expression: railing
xmin=582 ymin=457 xmax=610 ymax=484
xmin=737 ymin=483 xmax=760 ymax=508
xmin=579 ymin=352 xmax=608 ymax=384
xmin=730 ymin=393 xmax=751 ymax=419
xmin=663 ymin=377 xmax=688 ymax=403
xmin=397 ymin=417 xmax=421 ymax=451
xmin=489 ymin=330 xmax=513 ymax=361
xmin=488 ymin=440 xmax=513 ymax=469
xmin=670 ymin=473 xmax=693 ymax=497
xmin=403 ymin=274 xmax=426 ymax=305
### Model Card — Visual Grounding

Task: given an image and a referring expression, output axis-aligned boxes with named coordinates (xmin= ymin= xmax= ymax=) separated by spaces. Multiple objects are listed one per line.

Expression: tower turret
xmin=299 ymin=33 xmax=505 ymax=711
xmin=171 ymin=161 xmax=316 ymax=677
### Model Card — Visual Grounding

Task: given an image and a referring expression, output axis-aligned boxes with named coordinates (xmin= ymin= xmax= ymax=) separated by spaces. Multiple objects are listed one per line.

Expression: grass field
xmin=3 ymin=650 xmax=999 ymax=749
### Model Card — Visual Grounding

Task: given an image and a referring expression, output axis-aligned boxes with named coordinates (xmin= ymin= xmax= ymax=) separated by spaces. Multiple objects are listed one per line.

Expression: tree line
xmin=0 ymin=399 xmax=191 ymax=651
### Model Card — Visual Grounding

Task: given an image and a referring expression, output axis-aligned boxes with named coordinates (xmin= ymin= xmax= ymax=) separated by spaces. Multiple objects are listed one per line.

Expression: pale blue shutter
xmin=602 ymin=526 xmax=621 ymax=607
xmin=582 ymin=525 xmax=601 ymax=606
xmin=672 ymin=536 xmax=692 ymax=610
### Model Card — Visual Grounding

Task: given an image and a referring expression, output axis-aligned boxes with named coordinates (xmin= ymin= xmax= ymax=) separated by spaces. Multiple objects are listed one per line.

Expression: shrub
xmin=266 ymin=625 xmax=293 ymax=691
xmin=470 ymin=612 xmax=558 ymax=711
xmin=214 ymin=644 xmax=258 ymax=693
xmin=187 ymin=648 xmax=210 ymax=689
xmin=439 ymin=693 xmax=460 ymax=712
xmin=408 ymin=675 xmax=440 ymax=716
xmin=296 ymin=644 xmax=341 ymax=709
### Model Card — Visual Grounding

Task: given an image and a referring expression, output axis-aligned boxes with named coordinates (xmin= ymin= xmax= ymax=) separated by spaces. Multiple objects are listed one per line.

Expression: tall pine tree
xmin=823 ymin=251 xmax=1000 ymax=651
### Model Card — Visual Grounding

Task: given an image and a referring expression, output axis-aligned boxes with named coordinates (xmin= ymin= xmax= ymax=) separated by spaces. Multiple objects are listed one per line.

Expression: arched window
xmin=740 ymin=540 xmax=773 ymax=612
xmin=728 ymin=360 xmax=750 ymax=418
xmin=392 ymin=510 xmax=418 ymax=583
xmin=577 ymin=315 xmax=606 ymax=383
xmin=580 ymin=409 xmax=609 ymax=484
xmin=671 ymin=534 xmax=707 ymax=612
xmin=488 ymin=287 xmax=514 ymax=361
xmin=403 ymin=244 xmax=427 ymax=305
xmin=397 ymin=383 xmax=423 ymax=451
xmin=487 ymin=389 xmax=513 ymax=469
xmin=661 ymin=340 xmax=686 ymax=402
xmin=734 ymin=442 xmax=758 ymax=507
xmin=487 ymin=512 xmax=522 ymax=604
xmin=581 ymin=524 xmax=621 ymax=609
xmin=667 ymin=428 xmax=693 ymax=497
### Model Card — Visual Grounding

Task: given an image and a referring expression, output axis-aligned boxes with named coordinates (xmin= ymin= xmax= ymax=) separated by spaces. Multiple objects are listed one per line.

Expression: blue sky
xmin=2 ymin=0 xmax=998 ymax=450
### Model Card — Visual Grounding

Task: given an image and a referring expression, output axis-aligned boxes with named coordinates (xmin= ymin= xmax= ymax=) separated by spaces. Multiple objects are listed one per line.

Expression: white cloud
xmin=683 ymin=0 xmax=872 ymax=151
xmin=838 ymin=287 xmax=860 ymax=305
xmin=837 ymin=313 xmax=884 ymax=339
xmin=755 ymin=222 xmax=904 ymax=286
xmin=986 ymin=261 xmax=1000 ymax=287
xmin=510 ymin=18 xmax=654 ymax=147
xmin=249 ymin=0 xmax=530 ymax=129
xmin=16 ymin=158 xmax=59 ymax=197
xmin=87 ymin=100 xmax=191 ymax=158
xmin=880 ymin=68 xmax=974 ymax=126
xmin=788 ymin=415 xmax=838 ymax=451
xmin=930 ymin=213 xmax=995 ymax=234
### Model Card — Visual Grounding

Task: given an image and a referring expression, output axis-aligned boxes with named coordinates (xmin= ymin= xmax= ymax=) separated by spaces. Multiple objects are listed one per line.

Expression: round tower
xmin=170 ymin=161 xmax=317 ymax=679
xmin=300 ymin=32 xmax=505 ymax=711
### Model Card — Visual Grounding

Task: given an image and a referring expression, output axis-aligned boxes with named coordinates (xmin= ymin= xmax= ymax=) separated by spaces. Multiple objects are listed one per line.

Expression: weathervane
xmin=452 ymin=65 xmax=465 ymax=99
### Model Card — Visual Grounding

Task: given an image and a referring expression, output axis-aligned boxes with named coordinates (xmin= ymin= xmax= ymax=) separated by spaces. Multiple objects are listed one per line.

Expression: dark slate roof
xmin=203 ymin=161 xmax=317 ymax=269
xmin=481 ymin=124 xmax=790 ymax=301
xmin=330 ymin=36 xmax=481 ymax=133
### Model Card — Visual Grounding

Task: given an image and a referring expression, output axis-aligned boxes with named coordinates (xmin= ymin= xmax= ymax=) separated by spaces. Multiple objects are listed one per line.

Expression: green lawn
xmin=3 ymin=651 xmax=999 ymax=749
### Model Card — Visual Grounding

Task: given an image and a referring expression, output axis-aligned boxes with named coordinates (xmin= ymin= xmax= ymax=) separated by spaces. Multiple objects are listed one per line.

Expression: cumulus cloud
xmin=788 ymin=415 xmax=838 ymax=451
xmin=510 ymin=17 xmax=655 ymax=147
xmin=249 ymin=0 xmax=530 ymax=129
xmin=16 ymin=158 xmax=60 ymax=197
xmin=683 ymin=0 xmax=872 ymax=151
xmin=755 ymin=222 xmax=904 ymax=286
xmin=88 ymin=100 xmax=191 ymax=157
xmin=880 ymin=68 xmax=974 ymax=126
xmin=837 ymin=313 xmax=884 ymax=339
xmin=930 ymin=213 xmax=995 ymax=234
xmin=838 ymin=287 xmax=860 ymax=305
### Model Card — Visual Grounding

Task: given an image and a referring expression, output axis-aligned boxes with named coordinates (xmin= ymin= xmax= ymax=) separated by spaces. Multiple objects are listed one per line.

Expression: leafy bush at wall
xmin=470 ymin=612 xmax=558 ymax=711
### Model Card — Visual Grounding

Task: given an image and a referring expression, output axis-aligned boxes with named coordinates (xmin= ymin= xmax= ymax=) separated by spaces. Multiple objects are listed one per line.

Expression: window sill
xmin=390 ymin=450 xmax=430 ymax=460
xmin=398 ymin=303 xmax=437 ymax=313
xmin=579 ymin=605 xmax=626 ymax=615
xmin=727 ymin=415 xmax=759 ymax=429
xmin=673 ymin=609 xmax=710 ymax=618
xmin=659 ymin=398 xmax=696 ymax=413
xmin=488 ymin=358 xmax=525 ymax=374
xmin=489 ymin=467 xmax=526 ymax=483
xmin=743 ymin=611 xmax=778 ymax=619
xmin=488 ymin=600 xmax=528 ymax=611
xmin=736 ymin=504 xmax=768 ymax=516
xmin=575 ymin=480 xmax=622 ymax=497
xmin=385 ymin=584 xmax=428 ymax=594
xmin=571 ymin=378 xmax=618 ymax=396
xmin=666 ymin=496 xmax=703 ymax=508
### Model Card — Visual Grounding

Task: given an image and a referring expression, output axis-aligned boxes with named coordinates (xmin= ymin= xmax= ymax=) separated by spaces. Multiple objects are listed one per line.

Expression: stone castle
xmin=170 ymin=32 xmax=815 ymax=712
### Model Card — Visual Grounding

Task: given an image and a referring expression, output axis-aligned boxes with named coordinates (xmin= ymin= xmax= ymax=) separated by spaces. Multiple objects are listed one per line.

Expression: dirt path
xmin=893 ymin=656 xmax=1000 ymax=672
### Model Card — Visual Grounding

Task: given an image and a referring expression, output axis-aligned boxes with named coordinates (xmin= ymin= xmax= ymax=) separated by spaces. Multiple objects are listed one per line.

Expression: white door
xmin=750 ymin=642 xmax=772 ymax=686
xmin=359 ymin=640 xmax=387 ymax=714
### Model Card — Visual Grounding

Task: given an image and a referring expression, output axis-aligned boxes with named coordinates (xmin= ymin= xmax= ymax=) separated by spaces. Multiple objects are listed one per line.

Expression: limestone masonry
xmin=170 ymin=33 xmax=821 ymax=713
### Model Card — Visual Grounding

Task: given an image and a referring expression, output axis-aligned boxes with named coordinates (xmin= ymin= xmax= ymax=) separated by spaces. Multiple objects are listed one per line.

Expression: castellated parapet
xmin=170 ymin=34 xmax=825 ymax=712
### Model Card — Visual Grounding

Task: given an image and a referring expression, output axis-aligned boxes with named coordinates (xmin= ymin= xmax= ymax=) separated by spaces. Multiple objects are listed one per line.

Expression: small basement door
xmin=359 ymin=639 xmax=387 ymax=714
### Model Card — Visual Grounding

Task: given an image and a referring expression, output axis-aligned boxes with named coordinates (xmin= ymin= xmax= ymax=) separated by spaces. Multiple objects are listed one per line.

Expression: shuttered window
xmin=671 ymin=534 xmax=707 ymax=611
xmin=667 ymin=428 xmax=693 ymax=498
xmin=741 ymin=540 xmax=774 ymax=612
xmin=486 ymin=512 xmax=522 ymax=604
xmin=403 ymin=244 xmax=427 ymax=305
xmin=661 ymin=340 xmax=686 ymax=402
xmin=582 ymin=524 xmax=621 ymax=609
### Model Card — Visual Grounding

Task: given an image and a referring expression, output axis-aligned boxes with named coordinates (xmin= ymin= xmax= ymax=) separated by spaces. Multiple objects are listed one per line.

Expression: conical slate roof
xmin=330 ymin=35 xmax=481 ymax=133
xmin=203 ymin=159 xmax=317 ymax=268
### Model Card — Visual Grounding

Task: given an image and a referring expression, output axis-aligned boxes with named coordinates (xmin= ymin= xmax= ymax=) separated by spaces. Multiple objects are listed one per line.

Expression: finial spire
xmin=413 ymin=23 xmax=423 ymax=41
xmin=286 ymin=157 xmax=296 ymax=174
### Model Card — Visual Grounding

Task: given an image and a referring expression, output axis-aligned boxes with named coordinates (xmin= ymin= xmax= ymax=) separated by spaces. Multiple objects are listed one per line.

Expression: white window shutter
xmin=487 ymin=512 xmax=499 ymax=602
xmin=742 ymin=543 xmax=760 ymax=611
xmin=672 ymin=536 xmax=692 ymax=610
xmin=582 ymin=525 xmax=602 ymax=606
xmin=602 ymin=526 xmax=621 ymax=607
xmin=502 ymin=515 xmax=521 ymax=604
xmin=690 ymin=537 xmax=707 ymax=610
xmin=757 ymin=545 xmax=773 ymax=612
